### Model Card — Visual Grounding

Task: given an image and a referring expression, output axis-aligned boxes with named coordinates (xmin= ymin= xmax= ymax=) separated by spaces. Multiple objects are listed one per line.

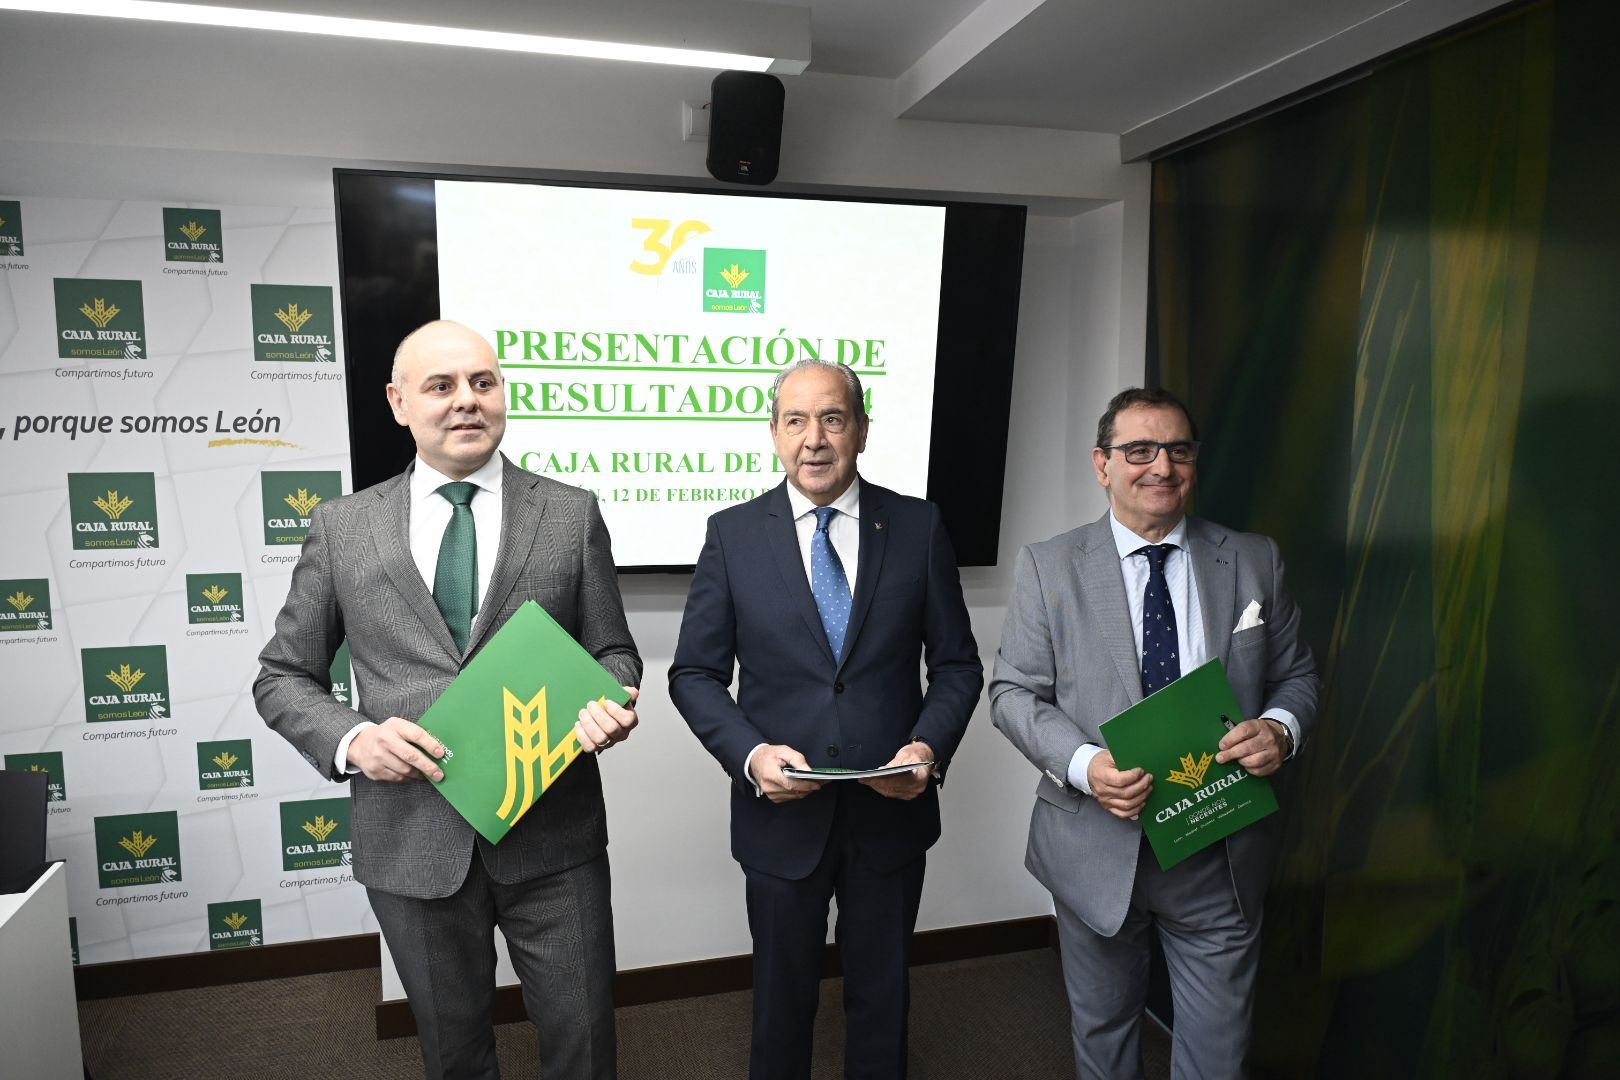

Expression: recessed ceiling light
xmin=0 ymin=1 xmax=809 ymax=72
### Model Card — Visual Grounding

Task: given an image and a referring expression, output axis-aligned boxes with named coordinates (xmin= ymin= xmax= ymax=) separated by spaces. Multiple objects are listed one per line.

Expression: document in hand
xmin=1100 ymin=658 xmax=1278 ymax=871
xmin=417 ymin=601 xmax=631 ymax=845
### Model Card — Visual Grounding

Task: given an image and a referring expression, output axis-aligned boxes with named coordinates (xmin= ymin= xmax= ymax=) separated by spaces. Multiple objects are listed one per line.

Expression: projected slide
xmin=434 ymin=180 xmax=945 ymax=567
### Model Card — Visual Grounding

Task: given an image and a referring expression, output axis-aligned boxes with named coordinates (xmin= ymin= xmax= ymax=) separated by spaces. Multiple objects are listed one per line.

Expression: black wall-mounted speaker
xmin=706 ymin=71 xmax=785 ymax=186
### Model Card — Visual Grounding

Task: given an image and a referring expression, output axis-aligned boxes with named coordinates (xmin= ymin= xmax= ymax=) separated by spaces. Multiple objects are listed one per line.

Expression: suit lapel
xmin=837 ymin=481 xmax=887 ymax=673
xmin=468 ymin=458 xmax=546 ymax=654
xmin=1189 ymin=519 xmax=1237 ymax=669
xmin=1076 ymin=515 xmax=1144 ymax=705
xmin=764 ymin=483 xmax=837 ymax=666
xmin=372 ymin=465 xmax=460 ymax=659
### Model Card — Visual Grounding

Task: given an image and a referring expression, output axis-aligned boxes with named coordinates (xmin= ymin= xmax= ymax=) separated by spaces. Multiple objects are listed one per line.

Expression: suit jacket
xmin=988 ymin=513 xmax=1319 ymax=936
xmin=254 ymin=455 xmax=642 ymax=901
xmin=668 ymin=480 xmax=983 ymax=881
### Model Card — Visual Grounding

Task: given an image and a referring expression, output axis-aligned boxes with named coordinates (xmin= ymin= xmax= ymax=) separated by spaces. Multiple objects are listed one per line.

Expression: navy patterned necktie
xmin=811 ymin=506 xmax=853 ymax=663
xmin=1136 ymin=543 xmax=1180 ymax=695
xmin=433 ymin=482 xmax=477 ymax=653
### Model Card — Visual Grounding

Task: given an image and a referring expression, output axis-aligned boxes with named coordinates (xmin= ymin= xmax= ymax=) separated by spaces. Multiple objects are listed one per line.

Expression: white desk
xmin=0 ymin=862 xmax=85 ymax=1080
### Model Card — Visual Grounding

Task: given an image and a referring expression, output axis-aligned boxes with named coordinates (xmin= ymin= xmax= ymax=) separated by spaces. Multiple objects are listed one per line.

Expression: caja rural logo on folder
xmin=279 ymin=797 xmax=352 ymax=871
xmin=251 ymin=284 xmax=336 ymax=363
xmin=81 ymin=644 xmax=171 ymax=723
xmin=497 ymin=687 xmax=585 ymax=827
xmin=330 ymin=640 xmax=354 ymax=707
xmin=261 ymin=471 xmax=342 ymax=546
xmin=196 ymin=739 xmax=254 ymax=789
xmin=208 ymin=900 xmax=263 ymax=950
xmin=162 ymin=207 xmax=223 ymax=263
xmin=53 ymin=278 xmax=147 ymax=360
xmin=1153 ymin=748 xmax=1254 ymax=826
xmin=0 ymin=200 xmax=23 ymax=256
xmin=186 ymin=573 xmax=244 ymax=624
xmin=0 ymin=578 xmax=51 ymax=631
xmin=703 ymin=248 xmax=766 ymax=313
xmin=94 ymin=811 xmax=182 ymax=888
xmin=4 ymin=751 xmax=67 ymax=801
xmin=68 ymin=472 xmax=159 ymax=550
xmin=1164 ymin=751 xmax=1213 ymax=789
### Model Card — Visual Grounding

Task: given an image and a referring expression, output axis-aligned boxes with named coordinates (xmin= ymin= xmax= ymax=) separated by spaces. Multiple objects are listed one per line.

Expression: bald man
xmin=256 ymin=321 xmax=642 ymax=1079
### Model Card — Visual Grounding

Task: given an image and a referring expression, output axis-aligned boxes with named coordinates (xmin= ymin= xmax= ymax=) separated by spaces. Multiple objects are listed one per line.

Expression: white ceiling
xmin=2 ymin=0 xmax=1519 ymax=162
xmin=760 ymin=0 xmax=1516 ymax=158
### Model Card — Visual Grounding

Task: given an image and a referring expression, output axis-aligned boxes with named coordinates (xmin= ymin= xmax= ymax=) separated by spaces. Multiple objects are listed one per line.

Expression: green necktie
xmin=433 ymin=481 xmax=478 ymax=653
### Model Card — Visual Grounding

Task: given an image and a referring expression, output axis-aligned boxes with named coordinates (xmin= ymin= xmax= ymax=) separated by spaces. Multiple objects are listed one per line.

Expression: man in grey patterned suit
xmin=256 ymin=320 xmax=641 ymax=1080
xmin=990 ymin=387 xmax=1318 ymax=1079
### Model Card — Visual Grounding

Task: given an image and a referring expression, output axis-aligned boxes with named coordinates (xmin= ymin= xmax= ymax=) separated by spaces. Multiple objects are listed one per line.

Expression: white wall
xmin=0 ymin=7 xmax=1147 ymax=970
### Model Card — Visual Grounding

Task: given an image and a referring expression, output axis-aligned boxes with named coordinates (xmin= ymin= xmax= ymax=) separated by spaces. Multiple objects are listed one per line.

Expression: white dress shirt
xmin=1066 ymin=511 xmax=1299 ymax=794
xmin=334 ymin=453 xmax=506 ymax=774
xmin=743 ymin=477 xmax=862 ymax=792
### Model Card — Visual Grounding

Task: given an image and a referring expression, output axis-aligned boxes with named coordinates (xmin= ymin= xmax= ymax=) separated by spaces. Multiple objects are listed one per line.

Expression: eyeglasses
xmin=1099 ymin=440 xmax=1200 ymax=465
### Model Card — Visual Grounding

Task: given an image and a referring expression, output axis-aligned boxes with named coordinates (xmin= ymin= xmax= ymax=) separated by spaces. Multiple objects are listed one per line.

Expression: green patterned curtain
xmin=1152 ymin=1 xmax=1620 ymax=1075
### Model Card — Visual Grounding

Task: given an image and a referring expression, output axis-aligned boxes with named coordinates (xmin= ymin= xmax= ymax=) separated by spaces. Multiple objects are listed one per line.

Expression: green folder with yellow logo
xmin=1100 ymin=658 xmax=1278 ymax=871
xmin=417 ymin=600 xmax=631 ymax=845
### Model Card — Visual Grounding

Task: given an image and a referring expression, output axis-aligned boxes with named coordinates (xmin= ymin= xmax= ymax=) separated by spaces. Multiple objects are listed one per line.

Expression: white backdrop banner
xmin=0 ymin=192 xmax=364 ymax=964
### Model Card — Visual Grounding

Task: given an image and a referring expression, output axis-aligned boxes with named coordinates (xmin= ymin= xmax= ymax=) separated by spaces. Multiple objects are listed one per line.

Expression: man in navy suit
xmin=669 ymin=359 xmax=982 ymax=1080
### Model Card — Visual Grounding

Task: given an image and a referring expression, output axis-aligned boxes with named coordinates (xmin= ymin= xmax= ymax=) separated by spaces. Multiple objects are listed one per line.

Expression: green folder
xmin=416 ymin=600 xmax=631 ymax=844
xmin=1100 ymin=658 xmax=1278 ymax=871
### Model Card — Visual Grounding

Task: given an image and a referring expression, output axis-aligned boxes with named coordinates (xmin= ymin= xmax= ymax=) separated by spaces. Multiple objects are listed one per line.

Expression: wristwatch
xmin=1268 ymin=719 xmax=1294 ymax=760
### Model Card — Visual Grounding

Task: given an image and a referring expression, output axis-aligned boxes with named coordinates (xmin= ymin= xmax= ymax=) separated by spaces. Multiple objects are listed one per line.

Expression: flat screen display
xmin=334 ymin=170 xmax=1024 ymax=570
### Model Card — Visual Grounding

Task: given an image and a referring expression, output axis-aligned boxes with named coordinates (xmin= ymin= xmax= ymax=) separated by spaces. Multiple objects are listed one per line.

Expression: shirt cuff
xmin=1068 ymin=743 xmax=1104 ymax=795
xmin=1262 ymin=709 xmax=1300 ymax=758
xmin=742 ymin=742 xmax=767 ymax=797
xmin=335 ymin=721 xmax=375 ymax=776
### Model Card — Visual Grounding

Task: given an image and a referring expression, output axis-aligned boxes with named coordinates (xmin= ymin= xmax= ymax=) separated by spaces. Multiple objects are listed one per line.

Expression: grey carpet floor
xmin=79 ymin=948 xmax=1170 ymax=1079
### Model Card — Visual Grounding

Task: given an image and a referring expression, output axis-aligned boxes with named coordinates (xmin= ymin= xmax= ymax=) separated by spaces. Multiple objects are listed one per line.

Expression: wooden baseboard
xmin=70 ymin=912 xmax=1058 ymax=1040
xmin=74 ymin=932 xmax=380 ymax=1001
xmin=374 ymin=914 xmax=1059 ymax=1039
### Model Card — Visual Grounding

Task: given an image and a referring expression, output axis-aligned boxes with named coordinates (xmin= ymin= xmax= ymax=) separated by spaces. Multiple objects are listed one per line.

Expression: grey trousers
xmin=1053 ymin=839 xmax=1261 ymax=1080
xmin=369 ymin=851 xmax=617 ymax=1080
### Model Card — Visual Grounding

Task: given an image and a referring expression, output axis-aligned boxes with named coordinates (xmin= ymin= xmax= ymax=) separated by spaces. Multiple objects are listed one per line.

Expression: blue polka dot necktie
xmin=1136 ymin=544 xmax=1180 ymax=696
xmin=433 ymin=482 xmax=477 ymax=653
xmin=811 ymin=506 xmax=852 ymax=663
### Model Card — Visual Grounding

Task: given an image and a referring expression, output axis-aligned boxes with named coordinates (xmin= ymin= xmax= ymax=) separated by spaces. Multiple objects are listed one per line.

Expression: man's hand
xmin=753 ymin=744 xmax=826 ymax=803
xmin=348 ymin=717 xmax=447 ymax=783
xmin=576 ymin=686 xmax=639 ymax=754
xmin=1216 ymin=718 xmax=1289 ymax=777
xmin=859 ymin=740 xmax=934 ymax=801
xmin=1087 ymin=750 xmax=1152 ymax=819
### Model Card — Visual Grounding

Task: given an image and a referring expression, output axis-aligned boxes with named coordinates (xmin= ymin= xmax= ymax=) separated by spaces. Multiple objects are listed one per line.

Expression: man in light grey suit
xmin=255 ymin=320 xmax=641 ymax=1080
xmin=989 ymin=387 xmax=1319 ymax=1079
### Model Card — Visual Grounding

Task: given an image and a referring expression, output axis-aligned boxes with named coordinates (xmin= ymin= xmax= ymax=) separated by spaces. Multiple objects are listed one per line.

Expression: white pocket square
xmin=1232 ymin=600 xmax=1264 ymax=633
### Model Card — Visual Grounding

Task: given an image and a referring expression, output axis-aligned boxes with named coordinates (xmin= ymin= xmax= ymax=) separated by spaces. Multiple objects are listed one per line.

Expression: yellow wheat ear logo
xmin=284 ymin=488 xmax=321 ymax=516
xmin=496 ymin=687 xmax=584 ymax=826
xmin=1165 ymin=751 xmax=1214 ymax=789
xmin=106 ymin=664 xmax=146 ymax=693
xmin=119 ymin=831 xmax=158 ymax=859
xmin=302 ymin=815 xmax=339 ymax=842
xmin=222 ymin=911 xmax=248 ymax=930
xmin=80 ymin=298 xmax=120 ymax=328
xmin=201 ymin=584 xmax=230 ymax=604
xmin=6 ymin=591 xmax=33 ymax=611
xmin=94 ymin=490 xmax=134 ymax=520
xmin=275 ymin=303 xmax=314 ymax=332
xmin=212 ymin=751 xmax=238 ymax=770
xmin=29 ymin=764 xmax=45 ymax=772
xmin=719 ymin=263 xmax=749 ymax=288
xmin=178 ymin=221 xmax=207 ymax=242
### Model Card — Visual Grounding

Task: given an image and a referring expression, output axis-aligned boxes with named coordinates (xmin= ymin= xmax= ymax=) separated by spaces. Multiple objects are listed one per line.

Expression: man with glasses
xmin=989 ymin=387 xmax=1319 ymax=1078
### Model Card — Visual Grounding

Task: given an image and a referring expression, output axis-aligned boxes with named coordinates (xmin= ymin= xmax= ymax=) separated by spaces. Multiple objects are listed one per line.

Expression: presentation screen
xmin=334 ymin=171 xmax=1025 ymax=570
